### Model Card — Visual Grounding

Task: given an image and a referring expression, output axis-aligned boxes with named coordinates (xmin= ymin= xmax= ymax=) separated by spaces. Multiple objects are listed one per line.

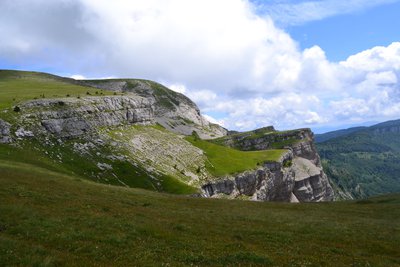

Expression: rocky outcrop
xmin=0 ymin=119 xmax=12 ymax=143
xmin=18 ymin=95 xmax=154 ymax=138
xmin=202 ymin=152 xmax=296 ymax=201
xmin=81 ymin=79 xmax=227 ymax=139
xmin=215 ymin=127 xmax=310 ymax=151
xmin=202 ymin=128 xmax=334 ymax=202
xmin=291 ymin=157 xmax=334 ymax=201
xmin=202 ymin=150 xmax=333 ymax=202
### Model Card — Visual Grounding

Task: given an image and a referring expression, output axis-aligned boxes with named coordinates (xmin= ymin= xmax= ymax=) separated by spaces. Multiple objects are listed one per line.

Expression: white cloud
xmin=70 ymin=74 xmax=86 ymax=80
xmin=202 ymin=114 xmax=226 ymax=127
xmin=168 ymin=83 xmax=187 ymax=94
xmin=340 ymin=42 xmax=400 ymax=72
xmin=69 ymin=74 xmax=116 ymax=80
xmin=0 ymin=1 xmax=400 ymax=131
xmin=258 ymin=0 xmax=400 ymax=26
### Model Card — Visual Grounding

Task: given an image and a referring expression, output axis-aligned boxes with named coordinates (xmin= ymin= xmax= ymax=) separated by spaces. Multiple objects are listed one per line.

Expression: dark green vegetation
xmin=0 ymin=70 xmax=113 ymax=110
xmin=186 ymin=135 xmax=286 ymax=176
xmin=317 ymin=119 xmax=400 ymax=199
xmin=315 ymin=126 xmax=367 ymax=143
xmin=1 ymin=162 xmax=399 ymax=266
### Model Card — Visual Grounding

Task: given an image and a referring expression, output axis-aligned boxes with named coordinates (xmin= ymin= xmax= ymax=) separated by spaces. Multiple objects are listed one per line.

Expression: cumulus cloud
xmin=0 ymin=0 xmax=399 ymax=131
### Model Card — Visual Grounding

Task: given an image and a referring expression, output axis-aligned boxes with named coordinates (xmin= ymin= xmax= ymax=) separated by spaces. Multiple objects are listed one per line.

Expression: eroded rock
xmin=0 ymin=119 xmax=12 ymax=143
xmin=202 ymin=130 xmax=334 ymax=202
xmin=19 ymin=95 xmax=154 ymax=138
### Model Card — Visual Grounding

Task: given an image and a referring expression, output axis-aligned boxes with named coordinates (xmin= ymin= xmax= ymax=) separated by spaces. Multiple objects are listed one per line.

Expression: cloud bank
xmin=0 ymin=0 xmax=399 ymax=131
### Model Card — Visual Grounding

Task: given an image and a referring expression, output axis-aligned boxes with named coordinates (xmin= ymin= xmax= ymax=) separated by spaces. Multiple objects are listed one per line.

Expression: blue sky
xmin=282 ymin=0 xmax=400 ymax=61
xmin=0 ymin=0 xmax=399 ymax=133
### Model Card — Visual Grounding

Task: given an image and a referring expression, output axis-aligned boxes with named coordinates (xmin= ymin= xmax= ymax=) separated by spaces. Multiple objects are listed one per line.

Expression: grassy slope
xmin=186 ymin=136 xmax=287 ymax=177
xmin=0 ymin=162 xmax=399 ymax=266
xmin=0 ymin=70 xmax=113 ymax=110
xmin=0 ymin=139 xmax=197 ymax=196
xmin=0 ymin=70 xmax=198 ymax=195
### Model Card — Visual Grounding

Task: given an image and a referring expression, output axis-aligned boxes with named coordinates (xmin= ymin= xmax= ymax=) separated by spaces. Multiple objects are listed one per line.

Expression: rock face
xmin=202 ymin=128 xmax=334 ymax=202
xmin=217 ymin=127 xmax=311 ymax=151
xmin=0 ymin=119 xmax=12 ymax=143
xmin=19 ymin=95 xmax=154 ymax=138
xmin=202 ymin=151 xmax=296 ymax=201
xmin=81 ymin=79 xmax=227 ymax=139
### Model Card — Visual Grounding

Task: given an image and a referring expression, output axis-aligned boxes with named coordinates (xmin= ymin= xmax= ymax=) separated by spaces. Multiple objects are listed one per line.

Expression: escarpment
xmin=18 ymin=96 xmax=154 ymax=138
xmin=202 ymin=127 xmax=334 ymax=202
xmin=80 ymin=79 xmax=227 ymax=139
xmin=0 ymin=70 xmax=333 ymax=202
xmin=202 ymin=151 xmax=297 ymax=201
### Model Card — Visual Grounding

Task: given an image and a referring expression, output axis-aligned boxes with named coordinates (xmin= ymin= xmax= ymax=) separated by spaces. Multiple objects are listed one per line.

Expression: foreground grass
xmin=0 ymin=70 xmax=113 ymax=110
xmin=1 ymin=162 xmax=398 ymax=266
xmin=186 ymin=136 xmax=287 ymax=176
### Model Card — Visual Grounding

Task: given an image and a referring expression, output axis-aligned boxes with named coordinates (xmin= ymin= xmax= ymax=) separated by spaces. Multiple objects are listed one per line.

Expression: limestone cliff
xmin=203 ymin=128 xmax=334 ymax=202
xmin=0 ymin=70 xmax=333 ymax=202
xmin=81 ymin=79 xmax=227 ymax=139
xmin=18 ymin=95 xmax=154 ymax=138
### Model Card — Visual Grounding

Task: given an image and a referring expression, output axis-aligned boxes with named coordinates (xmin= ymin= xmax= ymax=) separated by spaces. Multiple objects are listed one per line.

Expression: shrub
xmin=192 ymin=131 xmax=200 ymax=141
xmin=13 ymin=106 xmax=21 ymax=112
xmin=283 ymin=160 xmax=292 ymax=168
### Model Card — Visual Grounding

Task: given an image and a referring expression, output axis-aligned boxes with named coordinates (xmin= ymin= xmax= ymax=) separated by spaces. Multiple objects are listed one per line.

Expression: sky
xmin=0 ymin=0 xmax=400 ymax=133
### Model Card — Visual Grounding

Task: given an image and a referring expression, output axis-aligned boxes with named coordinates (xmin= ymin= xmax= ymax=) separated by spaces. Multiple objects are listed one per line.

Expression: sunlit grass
xmin=0 ymin=70 xmax=113 ymax=110
xmin=186 ymin=135 xmax=287 ymax=176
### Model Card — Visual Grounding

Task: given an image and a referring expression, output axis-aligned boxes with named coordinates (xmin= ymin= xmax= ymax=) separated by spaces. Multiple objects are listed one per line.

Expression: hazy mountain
xmin=316 ymin=119 xmax=400 ymax=199
xmin=315 ymin=126 xmax=367 ymax=143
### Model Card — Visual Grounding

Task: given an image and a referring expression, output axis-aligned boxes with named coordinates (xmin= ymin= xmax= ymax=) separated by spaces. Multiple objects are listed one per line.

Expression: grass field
xmin=0 ymin=161 xmax=399 ymax=266
xmin=186 ymin=135 xmax=287 ymax=176
xmin=0 ymin=70 xmax=113 ymax=110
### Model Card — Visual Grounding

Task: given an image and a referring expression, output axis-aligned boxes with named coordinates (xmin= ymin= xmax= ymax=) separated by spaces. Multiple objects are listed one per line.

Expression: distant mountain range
xmin=315 ymin=119 xmax=400 ymax=199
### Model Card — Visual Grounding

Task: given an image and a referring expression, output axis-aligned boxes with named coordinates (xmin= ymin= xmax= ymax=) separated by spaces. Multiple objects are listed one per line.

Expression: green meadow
xmin=0 ymin=161 xmax=399 ymax=266
xmin=186 ymin=135 xmax=287 ymax=176
xmin=0 ymin=70 xmax=112 ymax=110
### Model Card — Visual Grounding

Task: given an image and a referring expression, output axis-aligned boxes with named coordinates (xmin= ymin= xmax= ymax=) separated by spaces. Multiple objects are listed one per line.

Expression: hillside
xmin=315 ymin=126 xmax=367 ymax=143
xmin=0 ymin=70 xmax=398 ymax=265
xmin=316 ymin=119 xmax=400 ymax=199
xmin=0 ymin=70 xmax=333 ymax=202
xmin=1 ymin=161 xmax=399 ymax=266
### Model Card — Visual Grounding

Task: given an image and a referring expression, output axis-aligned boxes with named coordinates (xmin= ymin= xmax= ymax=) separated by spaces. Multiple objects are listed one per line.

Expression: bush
xmin=192 ymin=131 xmax=200 ymax=141
xmin=13 ymin=106 xmax=20 ymax=112
xmin=283 ymin=160 xmax=292 ymax=168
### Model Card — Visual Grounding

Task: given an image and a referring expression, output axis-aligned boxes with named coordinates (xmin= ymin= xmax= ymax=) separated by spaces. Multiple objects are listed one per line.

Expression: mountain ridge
xmin=316 ymin=119 xmax=400 ymax=199
xmin=0 ymin=69 xmax=333 ymax=202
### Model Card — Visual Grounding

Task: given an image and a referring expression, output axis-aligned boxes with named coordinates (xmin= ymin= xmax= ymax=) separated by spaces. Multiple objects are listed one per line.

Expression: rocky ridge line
xmin=201 ymin=128 xmax=334 ymax=202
